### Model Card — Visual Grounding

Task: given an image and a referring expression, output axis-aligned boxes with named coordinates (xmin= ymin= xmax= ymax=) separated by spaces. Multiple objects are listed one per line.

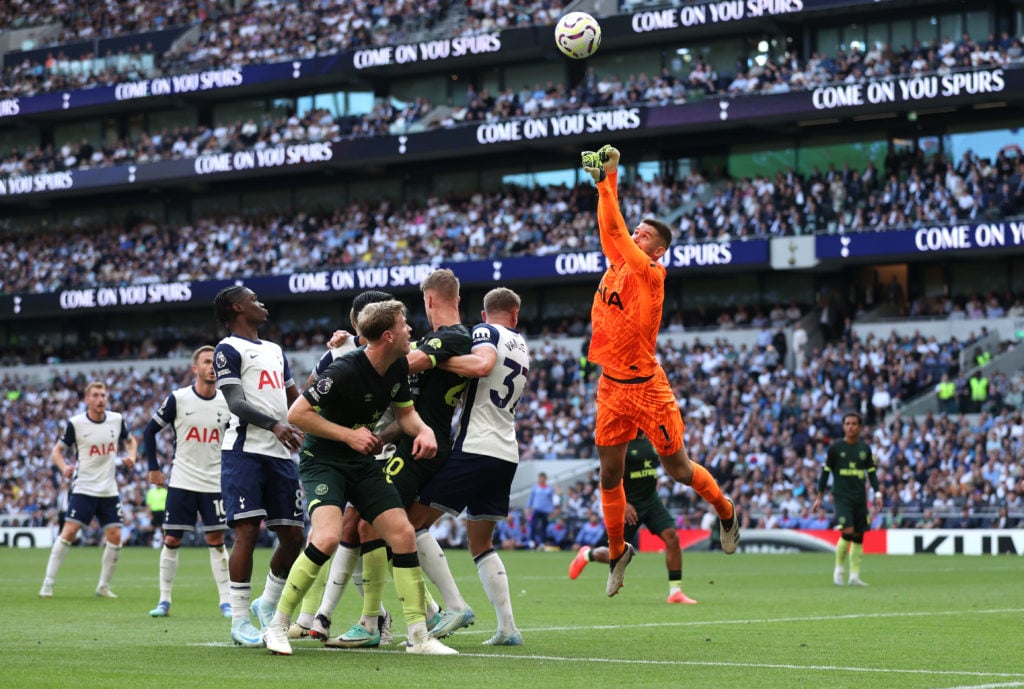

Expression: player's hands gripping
xmin=327 ymin=329 xmax=353 ymax=349
xmin=581 ymin=145 xmax=621 ymax=183
xmin=274 ymin=422 xmax=305 ymax=452
xmin=581 ymin=150 xmax=605 ymax=183
xmin=344 ymin=427 xmax=382 ymax=455
xmin=597 ymin=144 xmax=620 ymax=174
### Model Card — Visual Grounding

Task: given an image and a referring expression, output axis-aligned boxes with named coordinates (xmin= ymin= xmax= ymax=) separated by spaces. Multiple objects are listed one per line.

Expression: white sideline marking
xmin=191 ymin=608 xmax=1024 ymax=680
xmin=932 ymin=684 xmax=1024 ymax=689
xmin=192 ymin=642 xmax=1024 ymax=680
xmin=516 ymin=607 xmax=1024 ymax=634
xmin=449 ymin=653 xmax=1024 ymax=679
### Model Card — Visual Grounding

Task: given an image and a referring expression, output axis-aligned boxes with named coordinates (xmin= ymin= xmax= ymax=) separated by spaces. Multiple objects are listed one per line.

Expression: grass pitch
xmin=6 ymin=545 xmax=1023 ymax=689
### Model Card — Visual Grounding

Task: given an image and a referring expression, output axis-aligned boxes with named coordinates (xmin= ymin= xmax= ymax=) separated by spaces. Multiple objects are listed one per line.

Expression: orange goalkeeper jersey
xmin=588 ymin=171 xmax=665 ymax=380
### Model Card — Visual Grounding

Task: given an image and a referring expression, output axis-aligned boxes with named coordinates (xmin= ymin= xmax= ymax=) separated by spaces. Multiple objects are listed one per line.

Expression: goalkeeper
xmin=568 ymin=432 xmax=697 ymax=604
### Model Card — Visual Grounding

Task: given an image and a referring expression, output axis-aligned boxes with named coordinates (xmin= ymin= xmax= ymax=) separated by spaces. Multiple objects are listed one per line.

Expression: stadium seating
xmin=3 ymin=146 xmax=1023 ymax=297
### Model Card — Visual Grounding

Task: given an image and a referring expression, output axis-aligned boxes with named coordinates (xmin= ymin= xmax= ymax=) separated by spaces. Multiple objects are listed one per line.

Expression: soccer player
xmin=413 ymin=287 xmax=530 ymax=646
xmin=332 ymin=269 xmax=475 ymax=648
xmin=39 ymin=381 xmax=137 ymax=598
xmin=812 ymin=411 xmax=882 ymax=586
xmin=143 ymin=345 xmax=232 ymax=618
xmin=290 ymin=291 xmax=394 ymax=641
xmin=569 ymin=433 xmax=697 ymax=604
xmin=213 ymin=286 xmax=306 ymax=648
xmin=261 ymin=299 xmax=456 ymax=656
xmin=581 ymin=145 xmax=738 ymax=597
xmin=301 ymin=290 xmax=394 ymax=391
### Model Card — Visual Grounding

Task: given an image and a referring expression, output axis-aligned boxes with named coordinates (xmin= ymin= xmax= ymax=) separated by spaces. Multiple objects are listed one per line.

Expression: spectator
xmin=525 ymin=472 xmax=555 ymax=549
xmin=573 ymin=511 xmax=606 ymax=549
xmin=495 ymin=513 xmax=528 ymax=550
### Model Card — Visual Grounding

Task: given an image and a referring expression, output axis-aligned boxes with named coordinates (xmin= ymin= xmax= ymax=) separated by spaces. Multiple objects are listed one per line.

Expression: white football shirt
xmin=60 ymin=411 xmax=130 ymax=497
xmin=214 ymin=335 xmax=295 ymax=460
xmin=150 ymin=385 xmax=230 ymax=492
xmin=452 ymin=323 xmax=530 ymax=464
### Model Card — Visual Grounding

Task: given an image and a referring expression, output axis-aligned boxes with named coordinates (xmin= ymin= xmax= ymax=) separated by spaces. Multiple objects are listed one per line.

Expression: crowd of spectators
xmin=3 ymin=147 xmax=1024 ymax=300
xmin=0 ymin=0 xmax=458 ymax=97
xmin=2 ymin=0 xmax=1022 ymax=117
xmin=0 ymin=105 xmax=421 ymax=177
xmin=0 ymin=0 xmax=229 ymax=40
xmin=2 ymin=322 xmax=1021 ymax=548
xmin=160 ymin=0 xmax=457 ymax=74
xmin=0 ymin=45 xmax=160 ymax=97
xmin=720 ymin=31 xmax=1024 ymax=97
xmin=3 ymin=3 xmax=1024 ymax=546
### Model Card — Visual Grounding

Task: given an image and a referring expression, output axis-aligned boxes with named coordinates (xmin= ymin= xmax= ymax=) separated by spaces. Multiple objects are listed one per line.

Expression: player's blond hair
xmin=420 ymin=268 xmax=460 ymax=301
xmin=192 ymin=345 xmax=214 ymax=364
xmin=357 ymin=300 xmax=407 ymax=342
xmin=84 ymin=381 xmax=106 ymax=396
xmin=483 ymin=287 xmax=521 ymax=315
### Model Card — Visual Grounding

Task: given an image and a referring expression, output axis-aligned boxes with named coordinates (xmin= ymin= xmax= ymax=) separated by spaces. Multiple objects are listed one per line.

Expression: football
xmin=554 ymin=12 xmax=602 ymax=60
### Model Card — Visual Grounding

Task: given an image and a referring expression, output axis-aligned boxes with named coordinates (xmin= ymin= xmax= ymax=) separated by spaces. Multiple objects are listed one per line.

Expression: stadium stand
xmin=3 ymin=147 xmax=1024 ymax=294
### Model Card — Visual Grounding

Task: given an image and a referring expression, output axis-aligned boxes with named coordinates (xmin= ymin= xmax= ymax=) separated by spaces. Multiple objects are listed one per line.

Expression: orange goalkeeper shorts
xmin=594 ymin=367 xmax=685 ymax=455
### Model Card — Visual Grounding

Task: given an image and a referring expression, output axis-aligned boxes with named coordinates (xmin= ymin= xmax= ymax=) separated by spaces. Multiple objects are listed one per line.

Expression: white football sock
xmin=44 ymin=537 xmax=72 ymax=583
xmin=416 ymin=529 xmax=468 ymax=611
xmin=98 ymin=543 xmax=121 ymax=588
xmin=476 ymin=549 xmax=517 ymax=635
xmin=317 ymin=544 xmax=359 ymax=619
xmin=159 ymin=545 xmax=180 ymax=602
xmin=209 ymin=544 xmax=230 ymax=606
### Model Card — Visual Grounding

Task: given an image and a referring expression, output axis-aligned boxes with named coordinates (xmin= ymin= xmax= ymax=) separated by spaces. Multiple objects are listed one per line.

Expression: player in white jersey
xmin=144 ymin=345 xmax=232 ymax=619
xmin=415 ymin=287 xmax=530 ymax=646
xmin=213 ymin=285 xmax=305 ymax=648
xmin=40 ymin=381 xmax=137 ymax=599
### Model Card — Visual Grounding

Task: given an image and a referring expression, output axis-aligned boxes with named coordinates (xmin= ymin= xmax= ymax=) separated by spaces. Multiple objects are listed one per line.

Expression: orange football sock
xmin=689 ymin=463 xmax=732 ymax=520
xmin=601 ymin=482 xmax=627 ymax=560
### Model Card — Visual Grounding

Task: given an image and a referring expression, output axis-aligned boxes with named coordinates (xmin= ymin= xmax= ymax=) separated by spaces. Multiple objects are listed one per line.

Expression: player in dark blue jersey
xmin=212 ymin=285 xmax=305 ymax=648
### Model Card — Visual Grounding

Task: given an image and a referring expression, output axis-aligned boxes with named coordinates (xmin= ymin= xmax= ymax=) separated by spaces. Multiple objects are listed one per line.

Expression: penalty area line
xmin=451 ymin=652 xmax=1024 ymax=679
xmin=186 ymin=642 xmax=1024 ymax=680
xmin=520 ymin=607 xmax=1024 ymax=634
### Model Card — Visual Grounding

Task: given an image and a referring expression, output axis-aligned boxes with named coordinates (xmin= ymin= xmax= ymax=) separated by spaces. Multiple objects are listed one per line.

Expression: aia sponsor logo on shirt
xmin=595 ymin=284 xmax=623 ymax=310
xmin=89 ymin=443 xmax=116 ymax=456
xmin=184 ymin=427 xmax=222 ymax=444
xmin=257 ymin=370 xmax=286 ymax=389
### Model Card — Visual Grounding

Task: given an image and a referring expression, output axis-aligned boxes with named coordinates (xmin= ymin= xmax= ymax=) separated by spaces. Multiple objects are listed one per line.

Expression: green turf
xmin=7 ymin=546 xmax=1023 ymax=689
